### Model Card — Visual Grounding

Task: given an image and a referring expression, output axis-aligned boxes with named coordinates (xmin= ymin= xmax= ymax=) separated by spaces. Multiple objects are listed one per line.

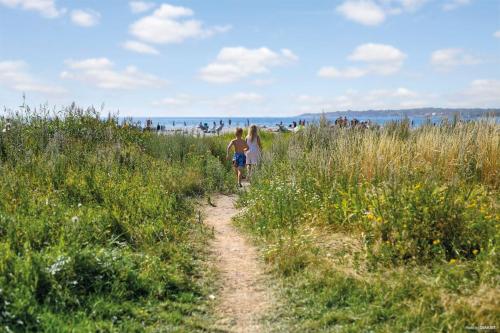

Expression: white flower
xmin=71 ymin=216 xmax=79 ymax=223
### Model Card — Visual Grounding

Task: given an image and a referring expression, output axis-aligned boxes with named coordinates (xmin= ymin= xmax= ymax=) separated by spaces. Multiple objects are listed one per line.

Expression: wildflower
xmin=433 ymin=239 xmax=440 ymax=245
xmin=449 ymin=259 xmax=457 ymax=264
xmin=376 ymin=216 xmax=383 ymax=223
xmin=472 ymin=249 xmax=478 ymax=255
xmin=414 ymin=183 xmax=422 ymax=190
xmin=365 ymin=212 xmax=376 ymax=220
xmin=71 ymin=216 xmax=79 ymax=223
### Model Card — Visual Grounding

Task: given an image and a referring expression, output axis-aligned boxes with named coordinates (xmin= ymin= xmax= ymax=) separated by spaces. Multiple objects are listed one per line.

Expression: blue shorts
xmin=232 ymin=152 xmax=246 ymax=168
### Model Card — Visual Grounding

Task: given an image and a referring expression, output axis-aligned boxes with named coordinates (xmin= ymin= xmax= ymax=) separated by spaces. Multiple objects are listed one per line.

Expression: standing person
xmin=245 ymin=125 xmax=262 ymax=181
xmin=226 ymin=128 xmax=249 ymax=187
xmin=228 ymin=118 xmax=232 ymax=127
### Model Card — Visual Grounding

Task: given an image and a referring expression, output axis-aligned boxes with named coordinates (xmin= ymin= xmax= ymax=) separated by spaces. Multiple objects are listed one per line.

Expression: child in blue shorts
xmin=226 ymin=127 xmax=249 ymax=187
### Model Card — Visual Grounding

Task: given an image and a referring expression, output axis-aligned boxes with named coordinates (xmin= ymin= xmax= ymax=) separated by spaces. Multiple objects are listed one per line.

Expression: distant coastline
xmin=298 ymin=107 xmax=500 ymax=118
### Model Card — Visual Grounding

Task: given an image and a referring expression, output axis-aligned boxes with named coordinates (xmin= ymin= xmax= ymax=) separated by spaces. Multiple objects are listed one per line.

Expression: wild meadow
xmin=1 ymin=107 xmax=498 ymax=332
xmin=0 ymin=106 xmax=234 ymax=332
xmin=237 ymin=118 xmax=499 ymax=332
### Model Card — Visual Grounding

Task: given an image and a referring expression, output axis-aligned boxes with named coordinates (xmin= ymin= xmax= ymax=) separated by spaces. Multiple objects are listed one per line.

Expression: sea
xmin=123 ymin=113 xmax=492 ymax=130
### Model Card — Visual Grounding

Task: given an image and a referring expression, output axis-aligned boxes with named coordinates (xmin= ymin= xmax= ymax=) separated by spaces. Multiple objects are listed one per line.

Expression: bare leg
xmin=237 ymin=167 xmax=243 ymax=186
xmin=233 ymin=165 xmax=239 ymax=185
xmin=247 ymin=164 xmax=252 ymax=181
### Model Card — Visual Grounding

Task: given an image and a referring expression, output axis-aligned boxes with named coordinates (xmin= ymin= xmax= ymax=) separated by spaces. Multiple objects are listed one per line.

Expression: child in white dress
xmin=245 ymin=125 xmax=262 ymax=180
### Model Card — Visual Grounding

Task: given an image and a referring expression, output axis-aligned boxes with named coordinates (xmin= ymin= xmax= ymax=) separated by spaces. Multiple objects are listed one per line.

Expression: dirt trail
xmin=204 ymin=194 xmax=273 ymax=333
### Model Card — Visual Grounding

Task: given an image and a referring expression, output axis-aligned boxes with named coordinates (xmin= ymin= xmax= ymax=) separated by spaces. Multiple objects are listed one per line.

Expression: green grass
xmin=237 ymin=118 xmax=499 ymax=332
xmin=0 ymin=106 xmax=234 ymax=332
xmin=2 ymin=108 xmax=498 ymax=332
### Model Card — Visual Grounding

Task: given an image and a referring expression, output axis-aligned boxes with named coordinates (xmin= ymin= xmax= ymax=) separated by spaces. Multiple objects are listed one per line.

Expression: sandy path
xmin=204 ymin=194 xmax=273 ymax=333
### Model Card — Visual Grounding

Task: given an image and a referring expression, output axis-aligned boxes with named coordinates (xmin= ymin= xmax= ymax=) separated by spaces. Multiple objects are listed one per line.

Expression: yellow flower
xmin=449 ymin=259 xmax=457 ymax=264
xmin=414 ymin=183 xmax=422 ymax=190
xmin=366 ymin=212 xmax=376 ymax=220
xmin=472 ymin=249 xmax=478 ymax=255
xmin=433 ymin=239 xmax=440 ymax=245
xmin=376 ymin=217 xmax=383 ymax=223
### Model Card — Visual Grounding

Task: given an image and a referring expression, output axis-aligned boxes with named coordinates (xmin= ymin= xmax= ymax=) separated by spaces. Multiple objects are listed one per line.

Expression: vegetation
xmin=0 ymin=106 xmax=234 ymax=332
xmin=237 ymin=118 xmax=499 ymax=332
xmin=1 ymin=106 xmax=498 ymax=332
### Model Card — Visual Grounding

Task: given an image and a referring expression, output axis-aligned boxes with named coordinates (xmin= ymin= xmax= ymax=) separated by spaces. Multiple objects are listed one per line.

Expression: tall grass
xmin=238 ymin=119 xmax=499 ymax=331
xmin=0 ymin=106 xmax=233 ymax=331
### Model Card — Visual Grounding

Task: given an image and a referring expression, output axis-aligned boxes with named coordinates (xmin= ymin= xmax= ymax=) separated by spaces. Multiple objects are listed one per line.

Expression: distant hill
xmin=299 ymin=108 xmax=500 ymax=118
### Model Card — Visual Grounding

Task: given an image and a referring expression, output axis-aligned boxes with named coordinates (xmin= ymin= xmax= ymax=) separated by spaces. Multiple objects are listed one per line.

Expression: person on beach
xmin=245 ymin=125 xmax=262 ymax=180
xmin=226 ymin=127 xmax=249 ymax=187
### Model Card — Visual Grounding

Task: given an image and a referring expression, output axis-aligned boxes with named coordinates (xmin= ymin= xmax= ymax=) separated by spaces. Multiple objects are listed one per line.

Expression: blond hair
xmin=247 ymin=125 xmax=258 ymax=142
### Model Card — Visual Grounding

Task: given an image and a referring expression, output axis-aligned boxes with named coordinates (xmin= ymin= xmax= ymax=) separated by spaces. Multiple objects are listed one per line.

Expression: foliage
xmin=237 ymin=119 xmax=499 ymax=331
xmin=0 ymin=106 xmax=233 ymax=332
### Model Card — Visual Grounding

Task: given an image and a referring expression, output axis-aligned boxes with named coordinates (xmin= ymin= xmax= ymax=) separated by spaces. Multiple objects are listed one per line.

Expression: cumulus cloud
xmin=336 ymin=0 xmax=428 ymax=26
xmin=0 ymin=0 xmax=65 ymax=18
xmin=129 ymin=1 xmax=156 ymax=13
xmin=122 ymin=40 xmax=159 ymax=55
xmin=153 ymin=92 xmax=265 ymax=116
xmin=318 ymin=66 xmax=367 ymax=79
xmin=296 ymin=87 xmax=425 ymax=112
xmin=431 ymin=48 xmax=481 ymax=71
xmin=0 ymin=60 xmax=65 ymax=94
xmin=71 ymin=9 xmax=100 ymax=27
xmin=61 ymin=58 xmax=166 ymax=90
xmin=200 ymin=47 xmax=298 ymax=83
xmin=448 ymin=79 xmax=500 ymax=107
xmin=129 ymin=3 xmax=230 ymax=44
xmin=443 ymin=0 xmax=471 ymax=11
xmin=337 ymin=0 xmax=386 ymax=26
xmin=319 ymin=43 xmax=406 ymax=79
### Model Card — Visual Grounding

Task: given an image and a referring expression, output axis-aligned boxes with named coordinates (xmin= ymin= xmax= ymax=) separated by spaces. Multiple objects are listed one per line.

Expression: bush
xmin=0 ymin=106 xmax=232 ymax=331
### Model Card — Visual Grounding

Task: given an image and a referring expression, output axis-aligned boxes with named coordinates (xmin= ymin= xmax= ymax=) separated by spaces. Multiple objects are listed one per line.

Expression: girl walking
xmin=245 ymin=125 xmax=262 ymax=180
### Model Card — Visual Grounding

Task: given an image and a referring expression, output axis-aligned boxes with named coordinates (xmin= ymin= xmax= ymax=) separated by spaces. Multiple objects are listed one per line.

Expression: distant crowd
xmin=334 ymin=116 xmax=373 ymax=129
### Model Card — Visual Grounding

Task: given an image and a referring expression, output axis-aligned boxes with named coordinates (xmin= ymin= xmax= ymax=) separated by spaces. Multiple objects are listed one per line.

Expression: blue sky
xmin=0 ymin=0 xmax=499 ymax=116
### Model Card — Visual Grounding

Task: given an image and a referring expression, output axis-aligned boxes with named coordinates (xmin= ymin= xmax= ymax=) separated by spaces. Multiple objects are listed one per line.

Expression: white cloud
xmin=152 ymin=92 xmax=265 ymax=115
xmin=349 ymin=43 xmax=406 ymax=62
xmin=431 ymin=48 xmax=481 ymax=71
xmin=129 ymin=1 xmax=156 ymax=14
xmin=122 ymin=40 xmax=159 ymax=55
xmin=296 ymin=87 xmax=424 ymax=112
xmin=448 ymin=79 xmax=500 ymax=107
xmin=0 ymin=0 xmax=64 ymax=18
xmin=0 ymin=60 xmax=65 ymax=94
xmin=61 ymin=58 xmax=166 ymax=90
xmin=336 ymin=0 xmax=386 ymax=26
xmin=319 ymin=43 xmax=406 ymax=79
xmin=200 ymin=47 xmax=298 ymax=83
xmin=443 ymin=0 xmax=471 ymax=11
xmin=71 ymin=9 xmax=100 ymax=27
xmin=318 ymin=66 xmax=367 ymax=79
xmin=336 ymin=0 xmax=429 ymax=26
xmin=153 ymin=94 xmax=194 ymax=107
xmin=129 ymin=3 xmax=230 ymax=44
xmin=494 ymin=30 xmax=500 ymax=38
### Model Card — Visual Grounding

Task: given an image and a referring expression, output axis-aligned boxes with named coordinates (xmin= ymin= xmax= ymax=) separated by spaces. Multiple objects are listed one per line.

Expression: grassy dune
xmin=0 ymin=107 xmax=234 ymax=331
xmin=1 ymin=109 xmax=498 ymax=332
xmin=237 ymin=118 xmax=499 ymax=332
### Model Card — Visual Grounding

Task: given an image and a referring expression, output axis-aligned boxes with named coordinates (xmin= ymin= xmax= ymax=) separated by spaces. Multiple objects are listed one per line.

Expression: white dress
xmin=246 ymin=137 xmax=261 ymax=165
